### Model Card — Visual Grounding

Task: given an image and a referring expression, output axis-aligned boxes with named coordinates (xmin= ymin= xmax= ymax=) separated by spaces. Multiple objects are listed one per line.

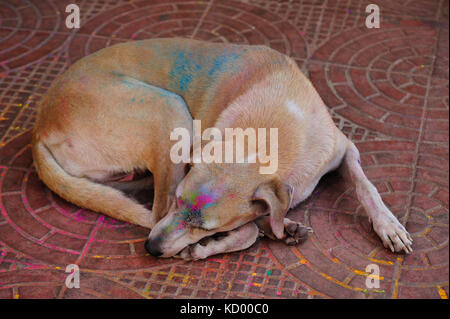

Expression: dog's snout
xmin=145 ymin=239 xmax=163 ymax=257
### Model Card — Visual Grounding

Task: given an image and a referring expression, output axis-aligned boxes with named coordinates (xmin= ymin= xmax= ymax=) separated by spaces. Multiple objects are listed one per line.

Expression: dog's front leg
xmin=176 ymin=222 xmax=260 ymax=260
xmin=255 ymin=216 xmax=312 ymax=245
xmin=339 ymin=139 xmax=413 ymax=253
xmin=151 ymin=159 xmax=187 ymax=222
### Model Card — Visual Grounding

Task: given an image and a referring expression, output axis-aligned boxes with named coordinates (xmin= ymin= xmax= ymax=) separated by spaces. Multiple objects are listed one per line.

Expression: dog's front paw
xmin=283 ymin=220 xmax=313 ymax=245
xmin=190 ymin=244 xmax=210 ymax=260
xmin=175 ymin=244 xmax=209 ymax=260
xmin=372 ymin=215 xmax=413 ymax=254
xmin=174 ymin=246 xmax=193 ymax=260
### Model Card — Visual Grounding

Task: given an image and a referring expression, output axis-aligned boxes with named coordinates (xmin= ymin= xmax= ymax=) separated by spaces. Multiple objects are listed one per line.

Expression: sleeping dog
xmin=32 ymin=38 xmax=412 ymax=259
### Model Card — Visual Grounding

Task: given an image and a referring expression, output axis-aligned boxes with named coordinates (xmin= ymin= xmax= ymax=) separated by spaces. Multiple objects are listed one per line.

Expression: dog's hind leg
xmin=33 ymin=141 xmax=156 ymax=229
xmin=175 ymin=222 xmax=260 ymax=260
xmin=336 ymin=131 xmax=413 ymax=253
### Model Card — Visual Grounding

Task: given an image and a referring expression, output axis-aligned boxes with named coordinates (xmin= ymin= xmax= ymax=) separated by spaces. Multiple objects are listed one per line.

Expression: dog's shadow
xmin=112 ymin=169 xmax=155 ymax=208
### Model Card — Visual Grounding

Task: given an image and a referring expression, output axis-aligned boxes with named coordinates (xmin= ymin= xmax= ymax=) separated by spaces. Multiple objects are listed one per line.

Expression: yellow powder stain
xmin=392 ymin=256 xmax=403 ymax=299
xmin=353 ymin=269 xmax=384 ymax=280
xmin=291 ymin=247 xmax=371 ymax=293
xmin=367 ymin=257 xmax=394 ymax=265
xmin=182 ymin=275 xmax=191 ymax=287
xmin=319 ymin=272 xmax=365 ymax=291
xmin=330 ymin=257 xmax=341 ymax=264
xmin=437 ymin=286 xmax=448 ymax=299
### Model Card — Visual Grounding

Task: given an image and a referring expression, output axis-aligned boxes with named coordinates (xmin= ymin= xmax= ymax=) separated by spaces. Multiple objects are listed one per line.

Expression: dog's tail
xmin=32 ymin=139 xmax=154 ymax=228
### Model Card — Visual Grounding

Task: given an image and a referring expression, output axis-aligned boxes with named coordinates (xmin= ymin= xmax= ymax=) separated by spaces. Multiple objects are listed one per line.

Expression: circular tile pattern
xmin=0 ymin=269 xmax=144 ymax=299
xmin=0 ymin=0 xmax=68 ymax=70
xmin=309 ymin=25 xmax=441 ymax=140
xmin=0 ymin=131 xmax=314 ymax=299
xmin=192 ymin=0 xmax=308 ymax=57
xmin=0 ymin=0 xmax=447 ymax=298
xmin=0 ymin=2 xmax=19 ymax=29
xmin=68 ymin=0 xmax=307 ymax=64
xmin=268 ymin=140 xmax=449 ymax=298
xmin=1 ymin=131 xmax=447 ymax=298
xmin=368 ymin=0 xmax=441 ymax=20
xmin=0 ymin=131 xmax=176 ymax=270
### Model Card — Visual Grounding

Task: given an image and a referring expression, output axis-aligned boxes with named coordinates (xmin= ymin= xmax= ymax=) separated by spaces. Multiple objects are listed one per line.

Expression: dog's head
xmin=145 ymin=161 xmax=293 ymax=257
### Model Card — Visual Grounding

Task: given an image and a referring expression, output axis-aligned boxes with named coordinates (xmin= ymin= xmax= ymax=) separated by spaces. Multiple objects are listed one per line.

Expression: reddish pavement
xmin=0 ymin=0 xmax=448 ymax=299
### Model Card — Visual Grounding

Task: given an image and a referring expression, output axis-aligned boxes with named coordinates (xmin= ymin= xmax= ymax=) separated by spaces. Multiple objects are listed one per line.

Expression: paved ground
xmin=0 ymin=0 xmax=448 ymax=299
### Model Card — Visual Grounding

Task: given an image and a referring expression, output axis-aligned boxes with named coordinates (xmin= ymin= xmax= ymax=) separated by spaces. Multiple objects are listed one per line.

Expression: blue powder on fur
xmin=208 ymin=51 xmax=243 ymax=78
xmin=169 ymin=50 xmax=201 ymax=92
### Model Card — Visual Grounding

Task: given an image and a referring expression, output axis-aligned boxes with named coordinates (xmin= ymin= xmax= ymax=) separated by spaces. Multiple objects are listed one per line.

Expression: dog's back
xmin=65 ymin=38 xmax=293 ymax=125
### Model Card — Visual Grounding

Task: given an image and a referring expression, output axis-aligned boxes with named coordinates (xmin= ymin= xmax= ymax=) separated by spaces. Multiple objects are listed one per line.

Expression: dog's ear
xmin=252 ymin=178 xmax=293 ymax=239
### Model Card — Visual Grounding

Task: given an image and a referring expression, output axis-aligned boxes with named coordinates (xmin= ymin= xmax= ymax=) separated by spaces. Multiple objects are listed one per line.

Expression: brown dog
xmin=32 ymin=38 xmax=412 ymax=260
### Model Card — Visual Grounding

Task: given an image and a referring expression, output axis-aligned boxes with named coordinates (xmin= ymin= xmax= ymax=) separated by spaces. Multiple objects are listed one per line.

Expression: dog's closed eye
xmin=186 ymin=212 xmax=218 ymax=231
xmin=185 ymin=209 xmax=202 ymax=225
xmin=186 ymin=218 xmax=214 ymax=231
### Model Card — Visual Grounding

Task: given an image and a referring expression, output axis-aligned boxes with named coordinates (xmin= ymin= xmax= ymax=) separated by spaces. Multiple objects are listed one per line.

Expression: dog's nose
xmin=145 ymin=239 xmax=163 ymax=257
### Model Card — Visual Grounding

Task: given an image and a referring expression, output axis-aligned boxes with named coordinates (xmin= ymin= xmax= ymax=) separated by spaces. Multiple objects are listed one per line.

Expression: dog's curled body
xmin=34 ymin=38 xmax=335 ymax=216
xmin=32 ymin=38 xmax=412 ymax=258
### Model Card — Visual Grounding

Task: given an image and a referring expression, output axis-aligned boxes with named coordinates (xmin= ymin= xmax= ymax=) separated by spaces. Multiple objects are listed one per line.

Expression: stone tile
xmin=0 ymin=0 xmax=447 ymax=300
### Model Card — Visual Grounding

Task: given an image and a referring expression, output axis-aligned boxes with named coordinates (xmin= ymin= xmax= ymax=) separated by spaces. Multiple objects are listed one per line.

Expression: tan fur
xmin=33 ymin=38 xmax=412 ymax=259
